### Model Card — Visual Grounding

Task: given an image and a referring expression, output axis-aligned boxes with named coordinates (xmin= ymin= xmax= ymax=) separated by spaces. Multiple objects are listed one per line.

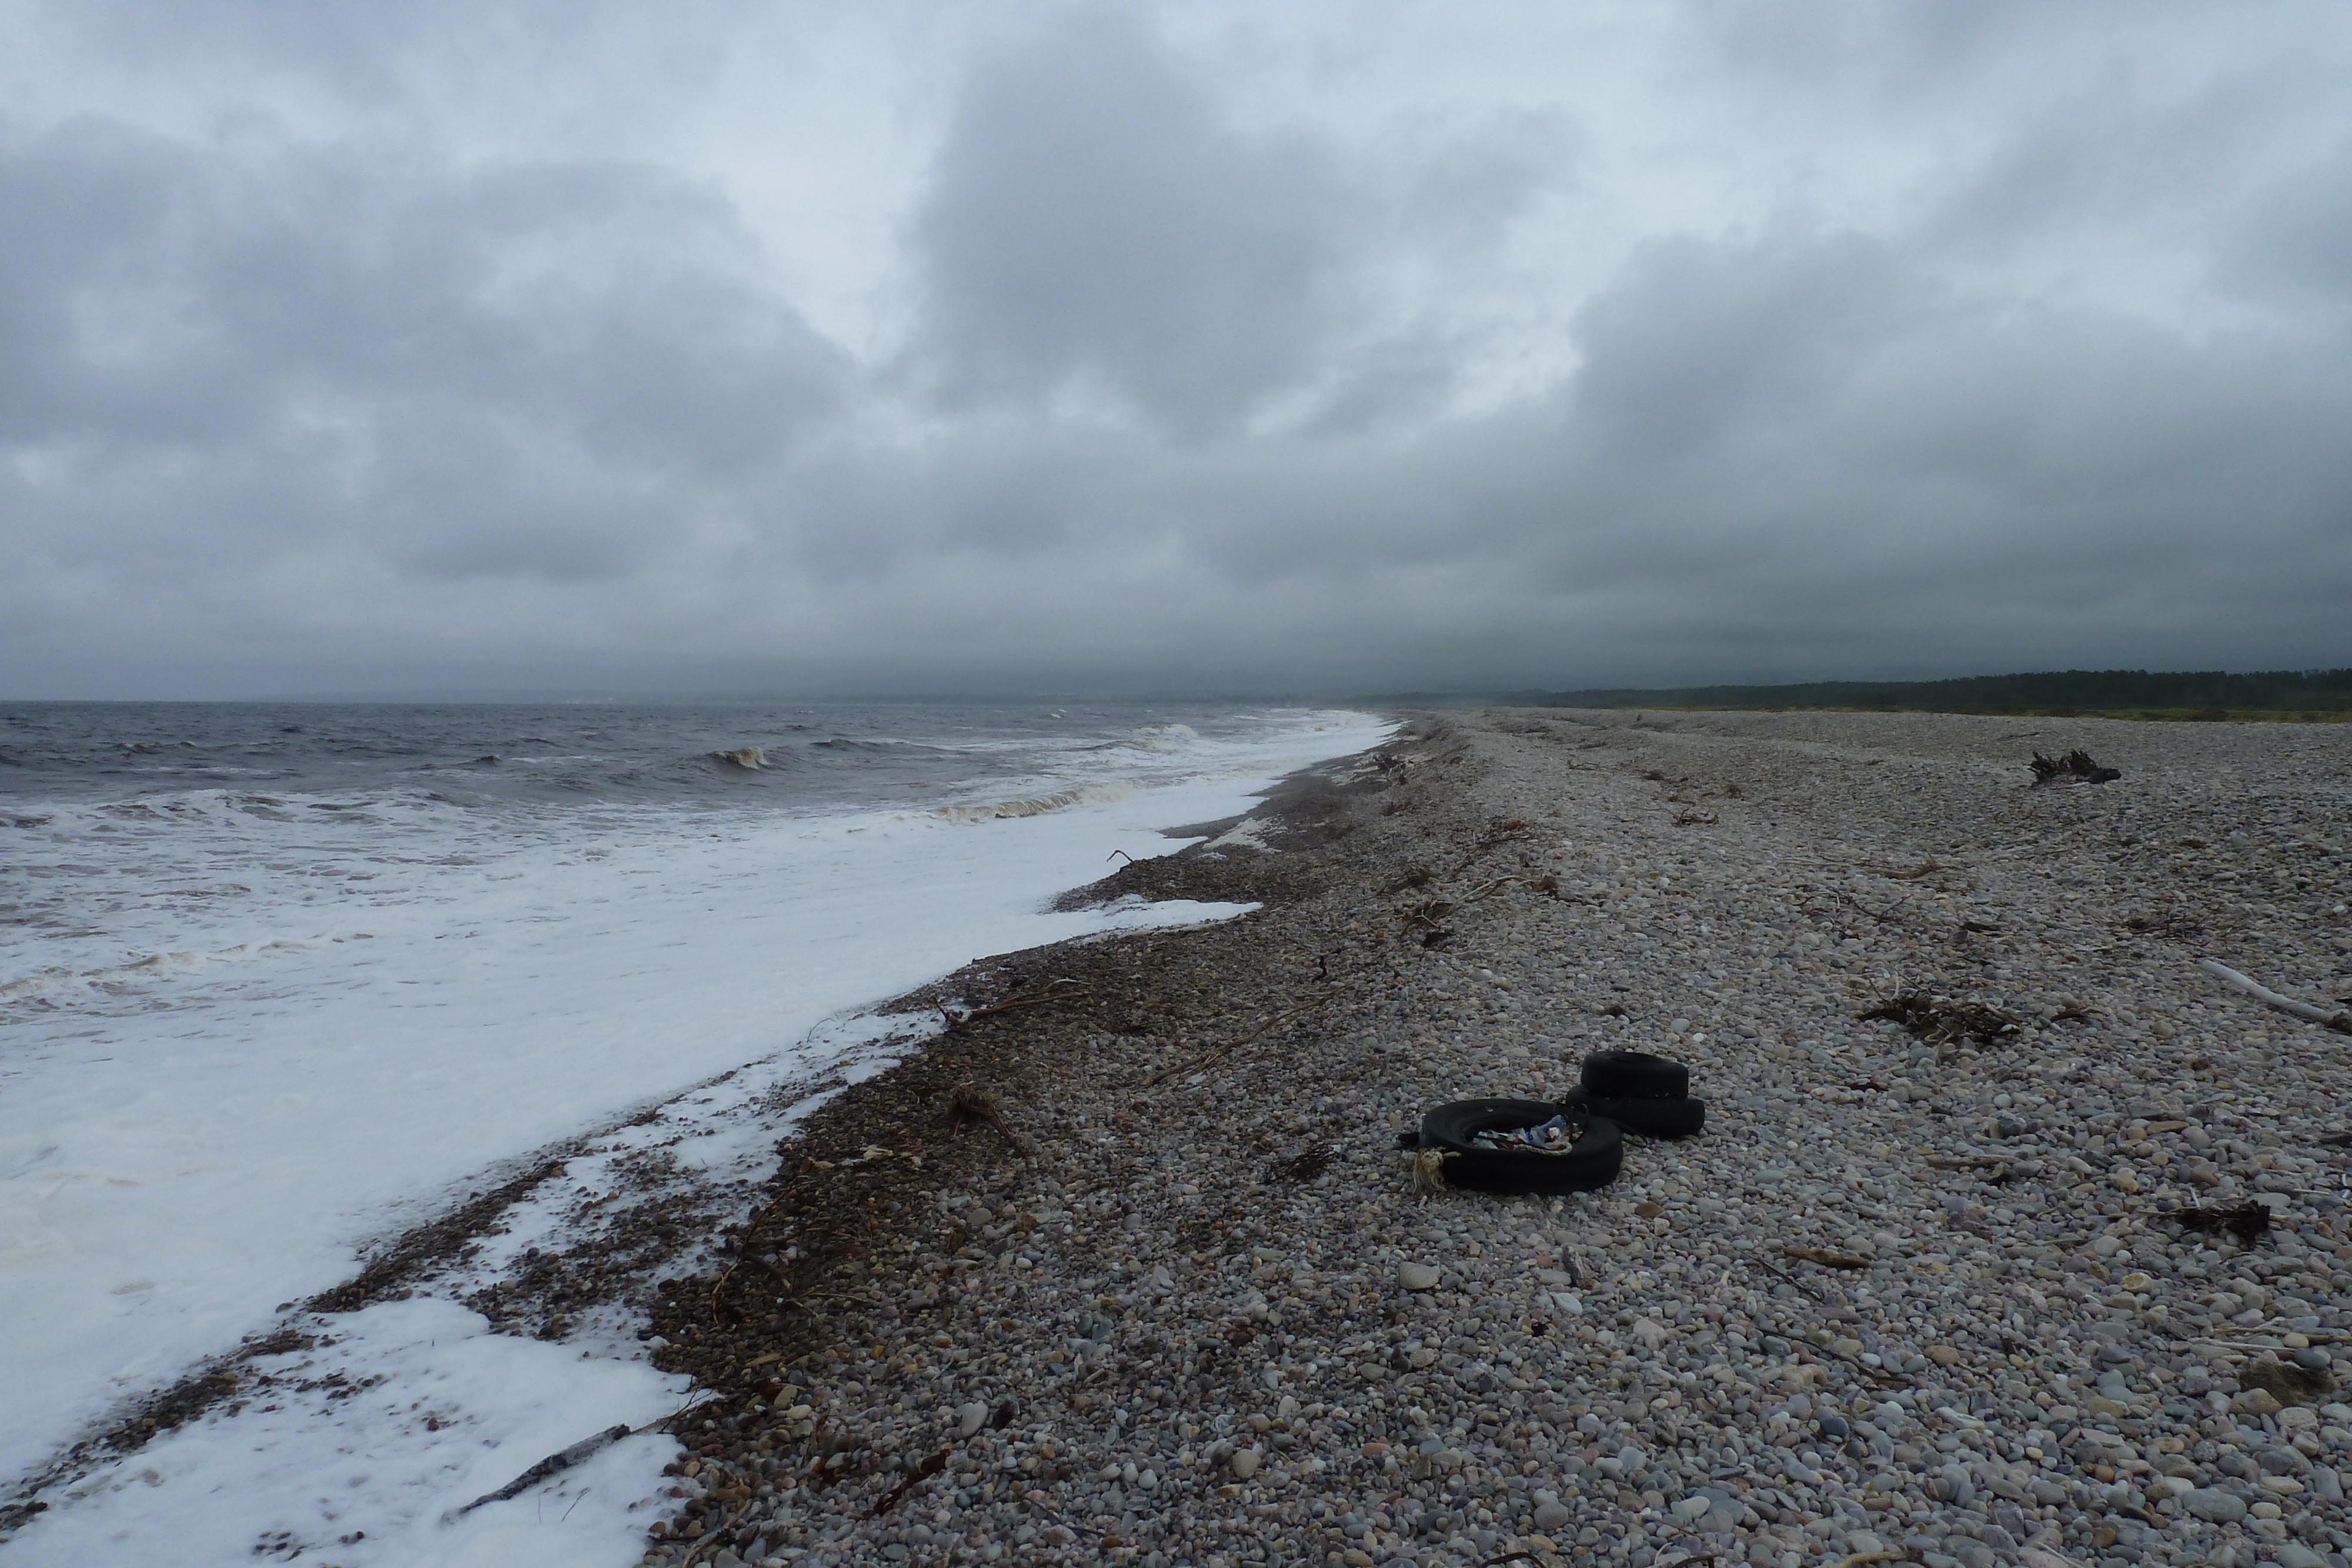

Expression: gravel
xmin=633 ymin=708 xmax=2352 ymax=1568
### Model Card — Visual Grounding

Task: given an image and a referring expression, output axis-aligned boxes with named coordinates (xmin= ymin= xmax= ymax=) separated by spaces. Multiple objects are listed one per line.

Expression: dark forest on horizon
xmin=1486 ymin=668 xmax=2352 ymax=718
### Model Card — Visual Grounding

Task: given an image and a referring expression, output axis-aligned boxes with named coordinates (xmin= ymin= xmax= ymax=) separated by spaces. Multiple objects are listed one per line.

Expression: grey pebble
xmin=634 ymin=712 xmax=2352 ymax=1568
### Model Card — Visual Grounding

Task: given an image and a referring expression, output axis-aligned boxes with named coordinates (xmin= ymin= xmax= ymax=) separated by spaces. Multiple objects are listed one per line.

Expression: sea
xmin=0 ymin=699 xmax=1391 ymax=1566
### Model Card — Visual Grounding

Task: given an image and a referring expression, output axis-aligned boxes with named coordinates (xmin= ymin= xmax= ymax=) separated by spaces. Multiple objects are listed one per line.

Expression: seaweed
xmin=2169 ymin=1201 xmax=2271 ymax=1241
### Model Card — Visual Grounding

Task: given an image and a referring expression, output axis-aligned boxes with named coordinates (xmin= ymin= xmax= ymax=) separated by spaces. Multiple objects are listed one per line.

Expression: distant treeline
xmin=1529 ymin=668 xmax=2352 ymax=716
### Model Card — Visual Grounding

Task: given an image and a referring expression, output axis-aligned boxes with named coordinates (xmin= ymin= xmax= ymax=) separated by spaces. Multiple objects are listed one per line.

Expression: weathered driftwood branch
xmin=2199 ymin=958 xmax=2352 ymax=1034
xmin=443 ymin=1422 xmax=633 ymax=1520
xmin=1140 ymin=1000 xmax=1329 ymax=1088
xmin=940 ymin=978 xmax=1090 ymax=1030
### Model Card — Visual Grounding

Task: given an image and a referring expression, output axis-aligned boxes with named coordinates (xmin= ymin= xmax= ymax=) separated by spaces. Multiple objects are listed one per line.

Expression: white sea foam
xmin=0 ymin=706 xmax=1391 ymax=1564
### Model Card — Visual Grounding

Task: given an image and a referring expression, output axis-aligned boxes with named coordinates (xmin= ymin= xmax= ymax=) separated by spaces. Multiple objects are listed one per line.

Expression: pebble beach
xmin=637 ymin=707 xmax=2352 ymax=1568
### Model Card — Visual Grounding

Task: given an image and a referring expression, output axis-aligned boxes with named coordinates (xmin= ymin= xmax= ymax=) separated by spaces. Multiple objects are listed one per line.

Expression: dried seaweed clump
xmin=2244 ymin=1358 xmax=2336 ymax=1405
xmin=2029 ymin=750 xmax=2120 ymax=785
xmin=1859 ymin=994 xmax=2020 ymax=1047
xmin=945 ymin=1082 xmax=1029 ymax=1155
xmin=1268 ymin=1144 xmax=1338 ymax=1182
xmin=2169 ymin=1201 xmax=2271 ymax=1242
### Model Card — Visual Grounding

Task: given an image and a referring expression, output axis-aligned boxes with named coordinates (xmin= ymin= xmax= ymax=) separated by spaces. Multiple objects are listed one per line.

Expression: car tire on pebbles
xmin=1412 ymin=1098 xmax=1624 ymax=1194
xmin=1569 ymin=1049 xmax=1707 ymax=1138
xmin=1578 ymin=1049 xmax=1688 ymax=1099
xmin=1561 ymin=1084 xmax=1706 ymax=1139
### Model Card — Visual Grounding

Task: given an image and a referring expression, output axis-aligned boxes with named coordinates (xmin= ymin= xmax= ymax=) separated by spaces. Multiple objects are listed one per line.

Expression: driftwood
xmin=1140 ymin=1001 xmax=1328 ymax=1088
xmin=443 ymin=1422 xmax=633 ymax=1521
xmin=2199 ymin=958 xmax=2352 ymax=1033
xmin=678 ymin=1500 xmax=753 ymax=1567
xmin=940 ymin=978 xmax=1090 ymax=1030
xmin=1782 ymin=1245 xmax=1871 ymax=1270
xmin=864 ymin=1446 xmax=951 ymax=1517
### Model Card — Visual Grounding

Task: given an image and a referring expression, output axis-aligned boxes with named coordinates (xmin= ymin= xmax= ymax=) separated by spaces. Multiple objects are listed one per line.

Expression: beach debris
xmin=1858 ymin=992 xmax=2019 ymax=1048
xmin=1782 ymin=1245 xmax=1872 ymax=1271
xmin=939 ymin=976 xmax=1091 ymax=1030
xmin=1140 ymin=998 xmax=1329 ymax=1086
xmin=2122 ymin=908 xmax=2202 ymax=940
xmin=2029 ymin=749 xmax=2120 ymax=785
xmin=1470 ymin=1114 xmax=1576 ymax=1153
xmin=1408 ymin=1098 xmax=1624 ymax=1193
xmin=1268 ymin=1143 xmax=1338 ymax=1182
xmin=1445 ymin=871 xmax=1565 ymax=903
xmin=2168 ymin=1201 xmax=2271 ymax=1241
xmin=863 ymin=1446 xmax=951 ymax=1518
xmin=711 ymin=747 xmax=766 ymax=768
xmin=1398 ymin=897 xmax=1454 ymax=930
xmin=677 ymin=1500 xmax=753 ymax=1566
xmin=2197 ymin=957 xmax=2352 ymax=1033
xmin=944 ymin=1083 xmax=1027 ymax=1152
xmin=1450 ymin=817 xmax=1528 ymax=872
xmin=2243 ymin=1358 xmax=2336 ymax=1404
xmin=443 ymin=1422 xmax=633 ymax=1521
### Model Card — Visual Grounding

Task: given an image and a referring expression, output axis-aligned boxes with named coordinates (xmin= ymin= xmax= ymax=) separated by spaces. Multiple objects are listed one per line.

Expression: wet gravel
xmin=635 ymin=708 xmax=2352 ymax=1568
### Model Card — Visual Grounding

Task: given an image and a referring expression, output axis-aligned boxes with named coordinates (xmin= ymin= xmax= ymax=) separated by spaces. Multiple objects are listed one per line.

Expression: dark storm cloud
xmin=910 ymin=10 xmax=1354 ymax=430
xmin=5 ymin=2 xmax=2352 ymax=697
xmin=0 ymin=113 xmax=843 ymax=591
xmin=906 ymin=9 xmax=1548 ymax=437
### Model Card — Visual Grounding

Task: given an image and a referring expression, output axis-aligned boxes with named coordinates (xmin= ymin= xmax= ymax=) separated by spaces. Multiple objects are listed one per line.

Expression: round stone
xmin=2183 ymin=1487 xmax=2249 ymax=1523
xmin=1398 ymin=1262 xmax=1440 ymax=1291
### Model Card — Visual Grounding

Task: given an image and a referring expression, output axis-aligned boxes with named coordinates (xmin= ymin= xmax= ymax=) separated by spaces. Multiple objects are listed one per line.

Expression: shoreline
xmin=0 ymin=720 xmax=1402 ymax=1551
xmin=13 ymin=707 xmax=2352 ymax=1568
xmin=630 ymin=707 xmax=2352 ymax=1568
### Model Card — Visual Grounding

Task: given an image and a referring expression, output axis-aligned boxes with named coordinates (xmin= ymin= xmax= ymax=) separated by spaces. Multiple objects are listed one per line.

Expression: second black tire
xmin=1561 ymin=1084 xmax=1706 ymax=1139
xmin=1415 ymin=1098 xmax=1623 ymax=1194
xmin=1580 ymin=1049 xmax=1688 ymax=1100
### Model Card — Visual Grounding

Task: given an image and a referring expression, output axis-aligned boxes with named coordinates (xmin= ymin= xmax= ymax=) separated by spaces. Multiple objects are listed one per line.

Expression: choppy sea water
xmin=0 ymin=701 xmax=1366 ymax=1000
xmin=0 ymin=700 xmax=1390 ymax=1565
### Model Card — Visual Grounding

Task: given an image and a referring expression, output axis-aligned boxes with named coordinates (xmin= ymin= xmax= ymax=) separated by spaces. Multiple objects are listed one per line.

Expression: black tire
xmin=1580 ymin=1049 xmax=1688 ymax=1101
xmin=1561 ymin=1085 xmax=1707 ymax=1139
xmin=1415 ymin=1098 xmax=1623 ymax=1194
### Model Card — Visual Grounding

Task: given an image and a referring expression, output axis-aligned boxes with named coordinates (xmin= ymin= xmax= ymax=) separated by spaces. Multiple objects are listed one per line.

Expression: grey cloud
xmin=905 ymin=10 xmax=1549 ymax=437
xmin=909 ymin=9 xmax=1358 ymax=432
xmin=0 ymin=113 xmax=844 ymax=594
xmin=2224 ymin=141 xmax=2352 ymax=307
xmin=7 ymin=1 xmax=2352 ymax=698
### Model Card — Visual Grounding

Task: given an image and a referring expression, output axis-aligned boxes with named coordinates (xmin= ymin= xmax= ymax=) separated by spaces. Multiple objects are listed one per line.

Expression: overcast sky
xmin=5 ymin=1 xmax=2350 ymax=698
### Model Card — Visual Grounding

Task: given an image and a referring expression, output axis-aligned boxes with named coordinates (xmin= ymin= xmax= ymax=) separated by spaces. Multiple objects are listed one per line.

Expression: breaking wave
xmin=1 ymin=935 xmax=334 ymax=1003
xmin=933 ymin=781 xmax=1138 ymax=822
